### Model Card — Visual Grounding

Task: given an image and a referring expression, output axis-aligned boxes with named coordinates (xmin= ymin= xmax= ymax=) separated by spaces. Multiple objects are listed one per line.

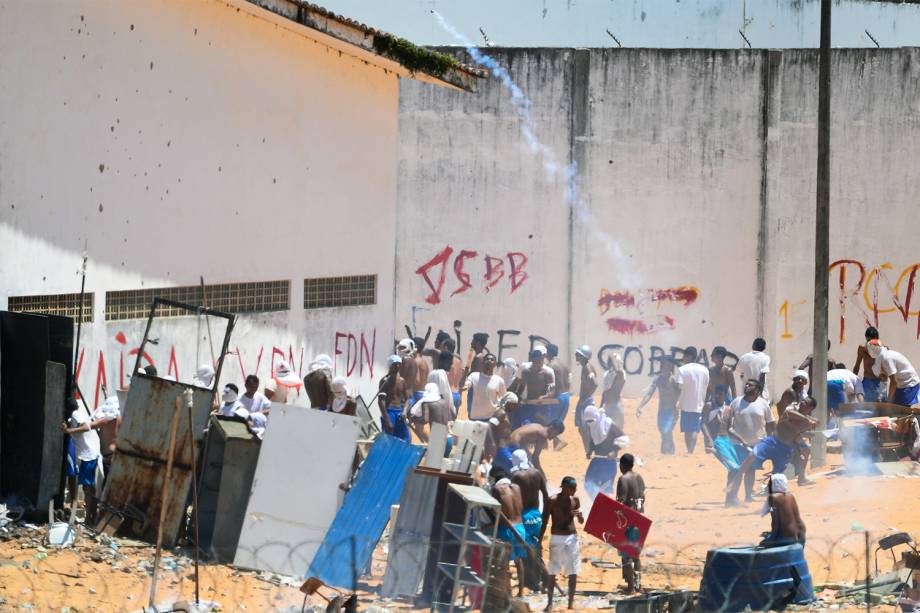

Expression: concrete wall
xmin=0 ymin=0 xmax=403 ymax=402
xmin=317 ymin=0 xmax=920 ymax=49
xmin=397 ymin=47 xmax=920 ymax=396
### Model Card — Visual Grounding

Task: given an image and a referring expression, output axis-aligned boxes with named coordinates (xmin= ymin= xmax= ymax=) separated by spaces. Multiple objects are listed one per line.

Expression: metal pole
xmin=865 ymin=530 xmax=872 ymax=611
xmin=185 ymin=390 xmax=201 ymax=604
xmin=811 ymin=0 xmax=832 ymax=468
xmin=199 ymin=276 xmax=217 ymax=367
xmin=73 ymin=252 xmax=88 ymax=391
xmin=148 ymin=398 xmax=182 ymax=609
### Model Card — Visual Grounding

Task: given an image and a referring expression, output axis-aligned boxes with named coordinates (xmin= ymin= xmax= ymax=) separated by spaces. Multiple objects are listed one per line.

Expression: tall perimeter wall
xmin=396 ymin=48 xmax=920 ymax=396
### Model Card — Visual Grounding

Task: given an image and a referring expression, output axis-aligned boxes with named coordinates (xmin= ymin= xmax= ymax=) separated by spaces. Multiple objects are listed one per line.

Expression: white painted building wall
xmin=0 ymin=0 xmax=407 ymax=403
xmin=396 ymin=47 xmax=920 ymax=398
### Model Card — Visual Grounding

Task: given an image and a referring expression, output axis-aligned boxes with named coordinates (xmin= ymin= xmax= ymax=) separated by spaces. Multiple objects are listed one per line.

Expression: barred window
xmin=105 ymin=280 xmax=290 ymax=321
xmin=304 ymin=275 xmax=376 ymax=309
xmin=8 ymin=292 xmax=94 ymax=323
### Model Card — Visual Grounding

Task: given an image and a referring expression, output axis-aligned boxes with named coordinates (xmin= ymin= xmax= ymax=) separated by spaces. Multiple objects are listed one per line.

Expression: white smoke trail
xmin=431 ymin=10 xmax=639 ymax=289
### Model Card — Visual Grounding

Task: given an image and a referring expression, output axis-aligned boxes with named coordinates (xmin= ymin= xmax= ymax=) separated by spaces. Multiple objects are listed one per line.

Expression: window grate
xmin=8 ymin=292 xmax=94 ymax=323
xmin=304 ymin=275 xmax=376 ymax=309
xmin=105 ymin=280 xmax=290 ymax=321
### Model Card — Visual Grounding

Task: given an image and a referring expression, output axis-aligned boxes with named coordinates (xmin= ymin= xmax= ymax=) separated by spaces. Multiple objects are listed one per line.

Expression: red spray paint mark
xmin=167 ymin=347 xmax=180 ymax=381
xmin=94 ymin=351 xmax=108 ymax=409
xmin=450 ymin=250 xmax=478 ymax=297
xmin=360 ymin=329 xmax=376 ymax=378
xmin=508 ymin=252 xmax=528 ymax=293
xmin=115 ymin=331 xmax=127 ymax=345
xmin=415 ymin=245 xmax=454 ymax=305
xmin=598 ymin=286 xmax=699 ymax=314
xmin=483 ymin=255 xmax=505 ymax=292
xmin=606 ymin=316 xmax=676 ymax=335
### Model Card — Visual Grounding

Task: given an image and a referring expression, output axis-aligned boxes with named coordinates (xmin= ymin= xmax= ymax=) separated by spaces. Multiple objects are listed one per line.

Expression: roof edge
xmin=240 ymin=0 xmax=484 ymax=91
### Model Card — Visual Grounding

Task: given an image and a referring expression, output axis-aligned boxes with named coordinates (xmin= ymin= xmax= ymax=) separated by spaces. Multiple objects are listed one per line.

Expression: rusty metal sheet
xmin=101 ymin=374 xmax=214 ymax=545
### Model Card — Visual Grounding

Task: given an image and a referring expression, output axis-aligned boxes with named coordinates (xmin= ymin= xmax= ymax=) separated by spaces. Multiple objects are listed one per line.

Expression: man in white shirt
xmin=723 ymin=379 xmax=775 ymax=505
xmin=217 ymin=383 xmax=245 ymax=416
xmin=867 ymin=340 xmax=920 ymax=407
xmin=827 ymin=363 xmax=864 ymax=414
xmin=240 ymin=374 xmax=271 ymax=415
xmin=464 ymin=353 xmax=507 ymax=421
xmin=737 ymin=338 xmax=771 ymax=402
xmin=677 ymin=347 xmax=710 ymax=454
xmin=60 ymin=398 xmax=103 ymax=523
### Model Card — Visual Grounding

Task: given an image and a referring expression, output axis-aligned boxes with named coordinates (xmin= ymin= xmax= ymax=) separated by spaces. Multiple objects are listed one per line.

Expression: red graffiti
xmin=334 ymin=329 xmax=377 ymax=378
xmin=606 ymin=316 xmax=676 ymax=335
xmin=415 ymin=246 xmax=531 ymax=304
xmin=508 ymin=252 xmax=528 ymax=292
xmin=415 ymin=245 xmax=454 ymax=305
xmin=451 ymin=250 xmax=478 ymax=297
xmin=829 ymin=259 xmax=920 ymax=342
xmin=598 ymin=286 xmax=700 ymax=315
xmin=484 ymin=255 xmax=505 ymax=292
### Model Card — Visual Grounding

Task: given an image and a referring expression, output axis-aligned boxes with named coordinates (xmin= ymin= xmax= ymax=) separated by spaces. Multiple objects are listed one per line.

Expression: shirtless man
xmin=853 ymin=327 xmax=884 ymax=401
xmin=760 ymin=474 xmax=807 ymax=547
xmin=574 ymin=345 xmax=598 ymax=455
xmin=408 ymin=382 xmax=451 ymax=443
xmin=304 ymin=361 xmax=334 ymax=411
xmin=775 ymin=370 xmax=809 ymax=419
xmin=378 ymin=355 xmax=410 ymax=442
xmin=92 ymin=395 xmax=122 ymax=490
xmin=616 ymin=453 xmax=646 ymax=593
xmin=487 ymin=394 xmax=518 ymax=468
xmin=637 ymin=356 xmax=681 ymax=455
xmin=540 ymin=476 xmax=583 ymax=610
xmin=397 ymin=338 xmax=430 ymax=407
xmin=439 ymin=337 xmax=464 ymax=411
xmin=462 ymin=332 xmax=490 ymax=381
xmin=511 ymin=450 xmax=549 ymax=592
xmin=490 ymin=466 xmax=527 ymax=598
xmin=510 ymin=348 xmax=556 ymax=428
xmin=510 ymin=421 xmax=565 ymax=474
xmin=546 ymin=344 xmax=572 ymax=423
xmin=708 ymin=346 xmax=737 ymax=401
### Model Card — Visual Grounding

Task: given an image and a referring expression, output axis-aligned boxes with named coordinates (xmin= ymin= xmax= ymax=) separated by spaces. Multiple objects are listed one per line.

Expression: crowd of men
xmin=60 ymin=325 xmax=919 ymax=606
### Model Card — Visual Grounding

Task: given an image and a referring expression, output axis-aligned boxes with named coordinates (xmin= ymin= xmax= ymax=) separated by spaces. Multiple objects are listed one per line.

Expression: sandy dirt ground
xmin=1 ymin=396 xmax=917 ymax=611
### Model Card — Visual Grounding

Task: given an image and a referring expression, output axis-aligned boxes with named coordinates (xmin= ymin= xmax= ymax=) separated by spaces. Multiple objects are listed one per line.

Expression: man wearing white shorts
xmin=541 ymin=476 xmax=583 ymax=610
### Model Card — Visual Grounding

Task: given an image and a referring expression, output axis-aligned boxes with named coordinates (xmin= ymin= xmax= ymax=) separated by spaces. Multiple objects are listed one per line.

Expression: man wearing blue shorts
xmin=60 ymin=398 xmax=102 ymax=523
xmin=868 ymin=340 xmax=920 ymax=407
xmin=490 ymin=466 xmax=528 ymax=597
xmin=378 ymin=354 xmax=411 ymax=442
xmin=637 ymin=356 xmax=681 ymax=455
xmin=724 ymin=379 xmax=774 ymax=506
xmin=677 ymin=347 xmax=710 ymax=454
xmin=853 ymin=327 xmax=885 ymax=402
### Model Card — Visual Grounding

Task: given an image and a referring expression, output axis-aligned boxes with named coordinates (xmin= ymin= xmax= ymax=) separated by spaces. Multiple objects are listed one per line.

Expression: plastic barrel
xmin=698 ymin=544 xmax=814 ymax=612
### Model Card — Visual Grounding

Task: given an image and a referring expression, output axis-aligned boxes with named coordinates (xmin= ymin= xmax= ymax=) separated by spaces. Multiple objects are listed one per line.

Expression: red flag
xmin=584 ymin=493 xmax=652 ymax=559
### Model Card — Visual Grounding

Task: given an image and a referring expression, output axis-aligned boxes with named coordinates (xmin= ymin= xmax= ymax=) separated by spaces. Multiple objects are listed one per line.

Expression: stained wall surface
xmin=397 ymin=47 xmax=920 ymax=395
xmin=0 ymin=0 xmax=402 ymax=401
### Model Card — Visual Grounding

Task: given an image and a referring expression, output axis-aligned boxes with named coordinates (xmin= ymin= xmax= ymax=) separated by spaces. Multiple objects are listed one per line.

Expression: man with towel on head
xmin=265 ymin=360 xmax=301 ymax=404
xmin=408 ymin=381 xmax=450 ymax=442
xmin=193 ymin=364 xmax=215 ymax=388
xmin=217 ymin=383 xmax=245 ymax=416
xmin=582 ymin=401 xmax=629 ymax=500
xmin=92 ymin=395 xmax=122 ymax=489
xmin=379 ymin=354 xmax=410 ymax=442
xmin=489 ymin=393 xmax=519 ymax=469
xmin=304 ymin=354 xmax=334 ymax=410
xmin=759 ymin=474 xmax=806 ymax=547
xmin=331 ymin=376 xmax=357 ymax=416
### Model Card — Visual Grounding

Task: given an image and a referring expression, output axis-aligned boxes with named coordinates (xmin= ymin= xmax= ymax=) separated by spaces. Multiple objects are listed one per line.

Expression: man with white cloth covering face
xmin=264 ymin=360 xmax=301 ymax=404
xmin=868 ymin=339 xmax=920 ymax=407
xmin=408 ymin=381 xmax=452 ymax=443
xmin=760 ymin=474 xmax=807 ymax=547
xmin=331 ymin=376 xmax=356 ymax=416
xmin=582 ymin=402 xmax=629 ymax=459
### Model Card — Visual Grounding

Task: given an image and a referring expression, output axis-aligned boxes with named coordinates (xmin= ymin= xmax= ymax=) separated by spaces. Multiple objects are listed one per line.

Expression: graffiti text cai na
xmin=415 ymin=245 xmax=529 ymax=305
xmin=597 ymin=286 xmax=700 ymax=335
xmin=780 ymin=259 xmax=920 ymax=342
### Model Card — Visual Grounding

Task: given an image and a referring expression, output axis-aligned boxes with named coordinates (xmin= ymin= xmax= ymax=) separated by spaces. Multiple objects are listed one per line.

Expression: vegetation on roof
xmin=372 ymin=33 xmax=460 ymax=77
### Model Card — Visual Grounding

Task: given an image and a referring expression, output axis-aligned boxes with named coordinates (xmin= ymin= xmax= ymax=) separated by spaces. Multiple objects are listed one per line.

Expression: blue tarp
xmin=307 ymin=434 xmax=425 ymax=588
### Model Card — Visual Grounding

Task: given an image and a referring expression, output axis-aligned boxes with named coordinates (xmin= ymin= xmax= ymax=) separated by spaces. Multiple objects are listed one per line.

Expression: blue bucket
xmin=698 ymin=544 xmax=814 ymax=612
